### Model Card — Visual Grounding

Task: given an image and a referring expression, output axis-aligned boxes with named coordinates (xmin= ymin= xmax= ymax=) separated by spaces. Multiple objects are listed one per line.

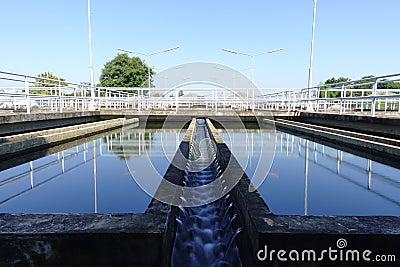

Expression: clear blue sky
xmin=1 ymin=0 xmax=399 ymax=88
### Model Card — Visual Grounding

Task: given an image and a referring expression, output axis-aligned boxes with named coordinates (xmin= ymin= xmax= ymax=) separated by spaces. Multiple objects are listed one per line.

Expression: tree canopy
xmin=319 ymin=75 xmax=400 ymax=98
xmin=32 ymin=72 xmax=68 ymax=95
xmin=98 ymin=54 xmax=154 ymax=90
xmin=319 ymin=77 xmax=351 ymax=98
xmin=324 ymin=77 xmax=351 ymax=85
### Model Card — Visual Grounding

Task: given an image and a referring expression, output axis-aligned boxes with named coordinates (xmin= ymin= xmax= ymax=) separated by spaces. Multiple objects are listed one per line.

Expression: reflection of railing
xmin=273 ymin=132 xmax=400 ymax=189
xmin=0 ymin=129 xmax=183 ymax=209
xmin=102 ymin=130 xmax=183 ymax=157
xmin=1 ymin=126 xmax=399 ymax=213
xmin=0 ymin=142 xmax=97 ymax=207
xmin=1 ymin=70 xmax=399 ymax=115
xmin=226 ymin=131 xmax=400 ymax=214
xmin=295 ymin=137 xmax=400 ymax=212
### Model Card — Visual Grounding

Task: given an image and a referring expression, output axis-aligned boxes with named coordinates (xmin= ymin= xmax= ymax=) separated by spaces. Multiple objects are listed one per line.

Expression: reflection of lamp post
xmin=304 ymin=140 xmax=309 ymax=216
xmin=117 ymin=46 xmax=180 ymax=88
xmin=93 ymin=140 xmax=97 ymax=213
xmin=222 ymin=48 xmax=283 ymax=111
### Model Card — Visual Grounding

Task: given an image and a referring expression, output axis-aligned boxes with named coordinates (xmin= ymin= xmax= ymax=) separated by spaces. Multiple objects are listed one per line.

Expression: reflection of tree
xmin=103 ymin=131 xmax=154 ymax=160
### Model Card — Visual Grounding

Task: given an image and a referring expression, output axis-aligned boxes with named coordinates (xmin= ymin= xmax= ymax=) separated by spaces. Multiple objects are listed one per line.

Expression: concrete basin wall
xmin=0 ymin=118 xmax=139 ymax=159
xmin=293 ymin=112 xmax=400 ymax=139
xmin=0 ymin=111 xmax=103 ymax=136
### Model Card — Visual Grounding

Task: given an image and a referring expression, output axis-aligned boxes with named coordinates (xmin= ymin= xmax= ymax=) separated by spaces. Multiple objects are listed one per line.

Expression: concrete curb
xmin=276 ymin=118 xmax=400 ymax=147
xmin=270 ymin=118 xmax=400 ymax=158
xmin=0 ymin=118 xmax=138 ymax=158
xmin=295 ymin=112 xmax=400 ymax=138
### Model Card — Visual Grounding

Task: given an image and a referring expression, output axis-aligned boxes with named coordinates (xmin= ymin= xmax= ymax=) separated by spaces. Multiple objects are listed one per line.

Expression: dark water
xmin=220 ymin=130 xmax=400 ymax=216
xmin=0 ymin=127 xmax=185 ymax=213
xmin=1 ymin=124 xmax=399 ymax=216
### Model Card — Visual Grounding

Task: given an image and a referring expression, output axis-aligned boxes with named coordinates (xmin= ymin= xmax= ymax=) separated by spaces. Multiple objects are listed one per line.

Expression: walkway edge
xmin=269 ymin=118 xmax=400 ymax=158
xmin=0 ymin=118 xmax=139 ymax=158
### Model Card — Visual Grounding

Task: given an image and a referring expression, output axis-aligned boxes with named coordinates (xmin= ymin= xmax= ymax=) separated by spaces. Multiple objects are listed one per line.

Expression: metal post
xmin=385 ymin=90 xmax=388 ymax=112
xmin=361 ymin=90 xmax=364 ymax=112
xmin=371 ymin=78 xmax=378 ymax=116
xmin=88 ymin=0 xmax=95 ymax=106
xmin=251 ymin=55 xmax=255 ymax=112
xmin=25 ymin=76 xmax=30 ymax=114
xmin=308 ymin=0 xmax=317 ymax=90
xmin=147 ymin=55 xmax=151 ymax=89
xmin=175 ymin=88 xmax=178 ymax=112
xmin=340 ymin=83 xmax=345 ymax=114
xmin=58 ymin=78 xmax=62 ymax=113
xmin=215 ymin=87 xmax=218 ymax=112
xmin=74 ymin=87 xmax=77 ymax=111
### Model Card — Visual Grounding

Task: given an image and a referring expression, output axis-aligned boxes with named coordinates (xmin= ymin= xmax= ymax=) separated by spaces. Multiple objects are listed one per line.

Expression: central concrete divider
xmin=0 ymin=117 xmax=139 ymax=159
xmin=205 ymin=118 xmax=272 ymax=266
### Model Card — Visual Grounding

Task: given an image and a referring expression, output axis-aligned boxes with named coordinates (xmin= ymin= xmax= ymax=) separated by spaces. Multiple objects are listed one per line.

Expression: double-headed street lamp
xmin=117 ymin=46 xmax=180 ymax=89
xmin=222 ymin=47 xmax=283 ymax=111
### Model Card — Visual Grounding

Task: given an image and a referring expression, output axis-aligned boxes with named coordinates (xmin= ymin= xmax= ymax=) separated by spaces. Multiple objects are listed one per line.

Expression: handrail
xmin=1 ymin=70 xmax=400 ymax=115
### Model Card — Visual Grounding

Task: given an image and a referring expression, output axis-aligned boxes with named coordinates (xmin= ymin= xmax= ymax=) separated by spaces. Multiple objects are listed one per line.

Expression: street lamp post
xmin=222 ymin=48 xmax=283 ymax=111
xmin=117 ymin=46 xmax=180 ymax=89
xmin=87 ymin=0 xmax=95 ymax=104
xmin=308 ymin=0 xmax=318 ymax=90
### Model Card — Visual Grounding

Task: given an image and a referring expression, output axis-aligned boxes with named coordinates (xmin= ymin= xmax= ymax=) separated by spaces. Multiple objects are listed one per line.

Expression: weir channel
xmin=171 ymin=118 xmax=241 ymax=266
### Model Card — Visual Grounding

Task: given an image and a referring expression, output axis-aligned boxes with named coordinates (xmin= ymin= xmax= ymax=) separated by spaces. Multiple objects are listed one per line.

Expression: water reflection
xmin=0 ymin=126 xmax=185 ymax=214
xmin=220 ymin=130 xmax=400 ymax=216
xmin=1 ymin=124 xmax=399 ymax=216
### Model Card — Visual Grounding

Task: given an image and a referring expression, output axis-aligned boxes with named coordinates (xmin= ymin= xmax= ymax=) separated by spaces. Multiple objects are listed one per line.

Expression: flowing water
xmin=171 ymin=119 xmax=242 ymax=267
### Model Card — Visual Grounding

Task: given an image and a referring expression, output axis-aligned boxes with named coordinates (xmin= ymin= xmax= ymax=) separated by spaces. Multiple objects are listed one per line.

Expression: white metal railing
xmin=1 ymin=70 xmax=399 ymax=116
xmin=262 ymin=73 xmax=400 ymax=116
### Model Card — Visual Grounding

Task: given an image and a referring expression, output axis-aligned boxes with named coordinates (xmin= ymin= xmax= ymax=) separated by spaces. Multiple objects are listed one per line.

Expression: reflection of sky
xmin=2 ymin=126 xmax=400 ymax=216
xmin=0 ymin=129 xmax=185 ymax=214
xmin=221 ymin=131 xmax=400 ymax=216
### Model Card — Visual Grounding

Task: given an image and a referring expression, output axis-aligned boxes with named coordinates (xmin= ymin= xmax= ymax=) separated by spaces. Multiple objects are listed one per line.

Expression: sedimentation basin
xmin=0 ymin=111 xmax=399 ymax=266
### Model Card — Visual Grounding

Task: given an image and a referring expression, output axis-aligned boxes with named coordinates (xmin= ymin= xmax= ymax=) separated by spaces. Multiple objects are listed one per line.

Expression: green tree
xmin=33 ymin=72 xmax=68 ymax=95
xmin=378 ymin=79 xmax=400 ymax=91
xmin=350 ymin=75 xmax=375 ymax=96
xmin=98 ymin=54 xmax=154 ymax=92
xmin=319 ymin=77 xmax=351 ymax=98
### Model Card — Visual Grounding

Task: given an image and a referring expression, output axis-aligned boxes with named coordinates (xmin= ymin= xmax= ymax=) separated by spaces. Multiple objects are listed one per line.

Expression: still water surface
xmin=0 ymin=124 xmax=399 ymax=216
xmin=0 ymin=127 xmax=185 ymax=213
xmin=221 ymin=130 xmax=400 ymax=216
